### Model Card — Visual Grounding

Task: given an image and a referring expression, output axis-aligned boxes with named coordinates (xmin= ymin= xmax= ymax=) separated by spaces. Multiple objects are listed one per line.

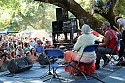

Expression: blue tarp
xmin=0 ymin=29 xmax=18 ymax=34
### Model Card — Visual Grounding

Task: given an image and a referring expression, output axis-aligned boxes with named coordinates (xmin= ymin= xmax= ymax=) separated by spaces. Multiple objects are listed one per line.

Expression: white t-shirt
xmin=117 ymin=18 xmax=125 ymax=30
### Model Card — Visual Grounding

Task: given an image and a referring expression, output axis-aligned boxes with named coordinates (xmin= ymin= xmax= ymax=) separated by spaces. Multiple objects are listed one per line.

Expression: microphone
xmin=95 ymin=28 xmax=102 ymax=31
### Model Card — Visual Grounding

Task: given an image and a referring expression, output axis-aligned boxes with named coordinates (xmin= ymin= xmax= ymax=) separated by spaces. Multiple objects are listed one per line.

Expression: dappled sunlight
xmin=1 ymin=11 xmax=11 ymax=20
xmin=109 ymin=76 xmax=125 ymax=81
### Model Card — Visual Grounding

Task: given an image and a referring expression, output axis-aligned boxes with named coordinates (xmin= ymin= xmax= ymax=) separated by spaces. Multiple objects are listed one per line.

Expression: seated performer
xmin=96 ymin=21 xmax=119 ymax=69
xmin=63 ymin=24 xmax=98 ymax=74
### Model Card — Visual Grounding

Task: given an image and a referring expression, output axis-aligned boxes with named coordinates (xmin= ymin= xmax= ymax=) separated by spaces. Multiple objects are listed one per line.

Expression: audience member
xmin=29 ymin=38 xmax=35 ymax=48
xmin=44 ymin=41 xmax=52 ymax=49
xmin=30 ymin=48 xmax=39 ymax=57
xmin=96 ymin=0 xmax=105 ymax=10
xmin=23 ymin=42 xmax=30 ymax=54
xmin=0 ymin=43 xmax=5 ymax=52
xmin=42 ymin=37 xmax=47 ymax=46
xmin=5 ymin=42 xmax=14 ymax=51
xmin=30 ymin=48 xmax=37 ymax=56
xmin=16 ymin=45 xmax=24 ymax=56
xmin=12 ymin=40 xmax=17 ymax=49
xmin=105 ymin=0 xmax=112 ymax=9
xmin=10 ymin=51 xmax=17 ymax=58
xmin=34 ymin=39 xmax=44 ymax=56
xmin=0 ymin=52 xmax=12 ymax=72
xmin=26 ymin=51 xmax=37 ymax=63
xmin=95 ymin=0 xmax=112 ymax=11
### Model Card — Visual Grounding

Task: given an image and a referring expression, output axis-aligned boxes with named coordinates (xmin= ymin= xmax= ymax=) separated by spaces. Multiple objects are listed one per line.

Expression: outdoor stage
xmin=0 ymin=60 xmax=125 ymax=83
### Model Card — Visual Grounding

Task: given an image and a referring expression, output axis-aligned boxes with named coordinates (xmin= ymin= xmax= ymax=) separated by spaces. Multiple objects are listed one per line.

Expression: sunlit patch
xmin=109 ymin=76 xmax=125 ymax=81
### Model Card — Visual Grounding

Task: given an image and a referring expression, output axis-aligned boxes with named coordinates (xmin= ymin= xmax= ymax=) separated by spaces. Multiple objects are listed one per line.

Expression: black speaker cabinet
xmin=7 ymin=56 xmax=33 ymax=74
xmin=56 ymin=8 xmax=68 ymax=21
xmin=52 ymin=20 xmax=63 ymax=32
xmin=38 ymin=53 xmax=49 ymax=65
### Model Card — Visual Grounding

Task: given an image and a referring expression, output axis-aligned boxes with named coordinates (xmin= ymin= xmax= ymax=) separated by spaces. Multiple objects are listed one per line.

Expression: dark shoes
xmin=102 ymin=59 xmax=110 ymax=68
xmin=116 ymin=60 xmax=125 ymax=66
xmin=95 ymin=60 xmax=100 ymax=70
xmin=95 ymin=65 xmax=100 ymax=70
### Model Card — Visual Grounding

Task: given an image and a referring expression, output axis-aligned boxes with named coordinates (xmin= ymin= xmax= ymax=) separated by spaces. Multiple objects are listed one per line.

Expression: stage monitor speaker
xmin=52 ymin=20 xmax=63 ymax=32
xmin=56 ymin=8 xmax=68 ymax=21
xmin=38 ymin=53 xmax=49 ymax=66
xmin=7 ymin=56 xmax=33 ymax=74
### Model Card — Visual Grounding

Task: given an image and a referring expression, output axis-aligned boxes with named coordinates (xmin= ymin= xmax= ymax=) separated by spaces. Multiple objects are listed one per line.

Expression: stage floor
xmin=0 ymin=59 xmax=125 ymax=83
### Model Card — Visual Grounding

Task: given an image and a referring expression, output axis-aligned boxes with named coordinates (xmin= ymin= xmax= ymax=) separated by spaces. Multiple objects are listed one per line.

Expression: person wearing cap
xmin=96 ymin=21 xmax=118 ymax=69
xmin=34 ymin=39 xmax=44 ymax=56
xmin=64 ymin=24 xmax=98 ymax=64
xmin=115 ymin=16 xmax=125 ymax=63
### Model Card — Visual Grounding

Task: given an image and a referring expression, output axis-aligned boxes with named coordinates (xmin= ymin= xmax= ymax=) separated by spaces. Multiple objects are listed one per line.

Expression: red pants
xmin=64 ymin=51 xmax=96 ymax=75
xmin=65 ymin=62 xmax=95 ymax=75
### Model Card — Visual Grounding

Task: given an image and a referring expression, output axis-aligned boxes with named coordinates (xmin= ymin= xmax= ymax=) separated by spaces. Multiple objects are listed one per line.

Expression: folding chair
xmin=69 ymin=44 xmax=104 ymax=82
xmin=102 ymin=40 xmax=121 ymax=69
xmin=42 ymin=48 xmax=66 ymax=83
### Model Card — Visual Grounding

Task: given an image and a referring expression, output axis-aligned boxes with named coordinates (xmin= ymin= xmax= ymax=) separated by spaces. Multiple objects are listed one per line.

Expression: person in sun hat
xmin=63 ymin=24 xmax=98 ymax=68
xmin=62 ymin=24 xmax=98 ymax=74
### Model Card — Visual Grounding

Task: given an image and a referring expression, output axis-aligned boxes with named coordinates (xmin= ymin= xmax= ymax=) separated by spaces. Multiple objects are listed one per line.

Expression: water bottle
xmin=109 ymin=61 xmax=113 ymax=71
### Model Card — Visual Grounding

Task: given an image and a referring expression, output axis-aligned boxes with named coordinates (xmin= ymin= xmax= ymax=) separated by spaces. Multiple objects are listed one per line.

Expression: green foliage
xmin=0 ymin=22 xmax=2 ymax=24
xmin=76 ymin=0 xmax=91 ymax=12
xmin=0 ymin=0 xmax=56 ymax=32
xmin=114 ymin=0 xmax=125 ymax=17
xmin=0 ymin=0 xmax=125 ymax=32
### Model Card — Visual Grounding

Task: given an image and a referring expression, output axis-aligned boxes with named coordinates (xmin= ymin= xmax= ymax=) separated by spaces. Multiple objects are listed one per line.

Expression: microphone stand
xmin=40 ymin=55 xmax=52 ymax=79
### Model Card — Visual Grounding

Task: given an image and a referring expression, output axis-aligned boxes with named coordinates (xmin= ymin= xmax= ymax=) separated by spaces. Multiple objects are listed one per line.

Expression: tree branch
xmin=34 ymin=0 xmax=102 ymax=29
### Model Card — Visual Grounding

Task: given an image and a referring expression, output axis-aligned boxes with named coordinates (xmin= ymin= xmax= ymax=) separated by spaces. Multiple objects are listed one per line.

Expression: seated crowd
xmin=0 ymin=36 xmax=53 ymax=72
